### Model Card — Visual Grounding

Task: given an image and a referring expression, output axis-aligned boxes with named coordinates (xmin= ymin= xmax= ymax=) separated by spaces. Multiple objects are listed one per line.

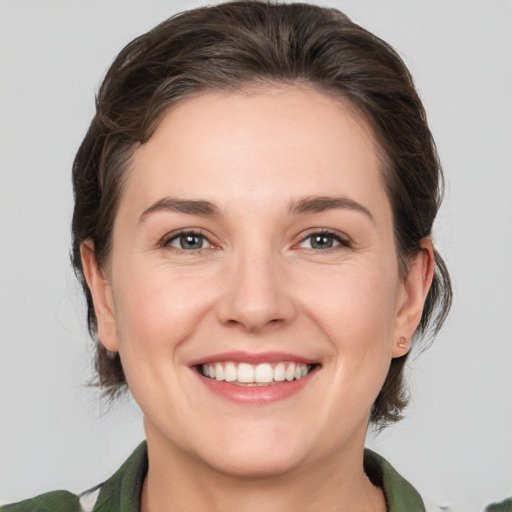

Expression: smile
xmin=200 ymin=362 xmax=314 ymax=386
xmin=191 ymin=352 xmax=320 ymax=403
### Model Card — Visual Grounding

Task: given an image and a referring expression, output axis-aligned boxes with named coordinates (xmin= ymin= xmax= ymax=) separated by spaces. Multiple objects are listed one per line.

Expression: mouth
xmin=189 ymin=351 xmax=321 ymax=403
xmin=197 ymin=361 xmax=316 ymax=386
xmin=190 ymin=353 xmax=320 ymax=403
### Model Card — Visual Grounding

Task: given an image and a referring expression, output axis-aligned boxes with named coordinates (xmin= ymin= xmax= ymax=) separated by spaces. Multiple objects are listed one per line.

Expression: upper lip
xmin=188 ymin=351 xmax=319 ymax=366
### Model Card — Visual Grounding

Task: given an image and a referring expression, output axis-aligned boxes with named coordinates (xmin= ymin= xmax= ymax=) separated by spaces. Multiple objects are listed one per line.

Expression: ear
xmin=80 ymin=240 xmax=119 ymax=352
xmin=392 ymin=238 xmax=435 ymax=358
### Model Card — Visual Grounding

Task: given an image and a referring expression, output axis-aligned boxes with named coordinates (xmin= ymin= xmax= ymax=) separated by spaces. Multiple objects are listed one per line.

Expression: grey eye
xmin=309 ymin=234 xmax=335 ymax=249
xmin=167 ymin=233 xmax=208 ymax=250
xmin=298 ymin=231 xmax=349 ymax=250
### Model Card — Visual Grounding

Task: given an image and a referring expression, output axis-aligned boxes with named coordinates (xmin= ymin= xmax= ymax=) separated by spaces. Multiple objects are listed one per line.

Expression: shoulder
xmin=0 ymin=486 xmax=102 ymax=512
xmin=1 ymin=442 xmax=147 ymax=512
xmin=0 ymin=491 xmax=81 ymax=512
xmin=364 ymin=448 xmax=449 ymax=512
xmin=485 ymin=497 xmax=512 ymax=512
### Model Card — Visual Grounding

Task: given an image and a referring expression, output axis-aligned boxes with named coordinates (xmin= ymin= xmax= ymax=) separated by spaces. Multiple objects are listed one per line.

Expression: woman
xmin=3 ymin=2 xmax=453 ymax=511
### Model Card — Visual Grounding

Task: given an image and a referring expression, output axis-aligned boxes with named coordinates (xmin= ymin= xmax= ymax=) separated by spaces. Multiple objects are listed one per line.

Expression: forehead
xmin=123 ymin=86 xmax=387 ymax=217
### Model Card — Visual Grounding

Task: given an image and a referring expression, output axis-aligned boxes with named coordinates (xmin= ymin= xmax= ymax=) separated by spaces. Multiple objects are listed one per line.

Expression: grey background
xmin=1 ymin=1 xmax=511 ymax=510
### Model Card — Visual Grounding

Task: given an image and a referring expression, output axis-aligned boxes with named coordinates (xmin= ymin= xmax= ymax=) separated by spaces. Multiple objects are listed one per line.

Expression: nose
xmin=216 ymin=247 xmax=297 ymax=333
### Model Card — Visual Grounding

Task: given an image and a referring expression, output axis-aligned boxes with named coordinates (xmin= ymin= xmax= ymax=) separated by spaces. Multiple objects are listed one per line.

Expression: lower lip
xmin=195 ymin=368 xmax=317 ymax=404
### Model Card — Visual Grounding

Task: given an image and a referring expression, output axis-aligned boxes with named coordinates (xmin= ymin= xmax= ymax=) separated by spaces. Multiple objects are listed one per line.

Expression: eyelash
xmin=162 ymin=230 xmax=213 ymax=252
xmin=297 ymin=230 xmax=351 ymax=251
xmin=161 ymin=229 xmax=351 ymax=253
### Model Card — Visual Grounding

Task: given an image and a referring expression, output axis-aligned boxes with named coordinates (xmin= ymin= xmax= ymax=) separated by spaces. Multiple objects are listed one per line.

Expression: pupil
xmin=181 ymin=234 xmax=202 ymax=249
xmin=312 ymin=235 xmax=332 ymax=249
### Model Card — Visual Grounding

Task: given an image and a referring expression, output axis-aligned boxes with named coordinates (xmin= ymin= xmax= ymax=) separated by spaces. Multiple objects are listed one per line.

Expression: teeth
xmin=215 ymin=363 xmax=224 ymax=381
xmin=274 ymin=362 xmax=286 ymax=382
xmin=255 ymin=363 xmax=273 ymax=383
xmin=224 ymin=362 xmax=237 ymax=382
xmin=237 ymin=363 xmax=255 ymax=383
xmin=286 ymin=363 xmax=295 ymax=382
xmin=200 ymin=361 xmax=313 ymax=385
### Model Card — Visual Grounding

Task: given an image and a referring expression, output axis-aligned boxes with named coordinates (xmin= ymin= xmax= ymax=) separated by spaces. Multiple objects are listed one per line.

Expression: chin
xmin=203 ymin=445 xmax=308 ymax=480
xmin=185 ymin=419 xmax=315 ymax=479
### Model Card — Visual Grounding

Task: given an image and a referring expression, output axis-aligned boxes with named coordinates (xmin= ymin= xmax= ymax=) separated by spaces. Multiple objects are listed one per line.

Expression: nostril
xmin=222 ymin=316 xmax=286 ymax=333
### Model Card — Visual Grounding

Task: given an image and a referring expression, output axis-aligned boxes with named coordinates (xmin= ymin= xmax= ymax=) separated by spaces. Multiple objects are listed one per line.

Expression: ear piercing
xmin=398 ymin=336 xmax=409 ymax=349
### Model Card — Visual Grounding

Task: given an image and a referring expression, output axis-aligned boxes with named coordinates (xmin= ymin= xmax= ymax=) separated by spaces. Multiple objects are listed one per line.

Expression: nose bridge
xmin=217 ymin=239 xmax=295 ymax=331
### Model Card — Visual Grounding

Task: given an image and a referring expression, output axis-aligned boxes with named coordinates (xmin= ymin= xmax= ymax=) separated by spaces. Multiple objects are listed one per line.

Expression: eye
xmin=165 ymin=231 xmax=211 ymax=250
xmin=298 ymin=231 xmax=350 ymax=250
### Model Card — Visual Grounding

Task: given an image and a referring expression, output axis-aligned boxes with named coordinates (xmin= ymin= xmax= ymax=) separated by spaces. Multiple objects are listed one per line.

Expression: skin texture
xmin=82 ymin=87 xmax=434 ymax=512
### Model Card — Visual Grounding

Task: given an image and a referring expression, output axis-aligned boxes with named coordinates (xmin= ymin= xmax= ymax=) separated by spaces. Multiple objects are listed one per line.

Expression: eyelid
xmin=296 ymin=229 xmax=352 ymax=250
xmin=160 ymin=228 xmax=216 ymax=250
xmin=158 ymin=228 xmax=351 ymax=251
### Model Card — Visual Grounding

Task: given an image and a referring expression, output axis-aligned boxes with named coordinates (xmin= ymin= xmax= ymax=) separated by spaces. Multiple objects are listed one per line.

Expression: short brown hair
xmin=71 ymin=1 xmax=452 ymax=427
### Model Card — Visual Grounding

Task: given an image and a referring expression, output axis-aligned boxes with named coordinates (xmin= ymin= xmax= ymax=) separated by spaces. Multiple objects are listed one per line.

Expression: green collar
xmin=93 ymin=442 xmax=148 ymax=512
xmin=0 ymin=442 xmax=426 ymax=511
xmin=92 ymin=443 xmax=425 ymax=512
xmin=364 ymin=448 xmax=426 ymax=511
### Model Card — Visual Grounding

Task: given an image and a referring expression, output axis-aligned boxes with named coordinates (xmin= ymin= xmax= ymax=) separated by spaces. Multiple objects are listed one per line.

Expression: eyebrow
xmin=139 ymin=195 xmax=374 ymax=223
xmin=288 ymin=195 xmax=374 ymax=222
xmin=139 ymin=198 xmax=220 ymax=223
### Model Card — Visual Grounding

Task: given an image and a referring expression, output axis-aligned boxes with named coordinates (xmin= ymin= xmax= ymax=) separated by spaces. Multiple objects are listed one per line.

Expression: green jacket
xmin=1 ymin=443 xmax=431 ymax=511
xmin=485 ymin=498 xmax=512 ymax=512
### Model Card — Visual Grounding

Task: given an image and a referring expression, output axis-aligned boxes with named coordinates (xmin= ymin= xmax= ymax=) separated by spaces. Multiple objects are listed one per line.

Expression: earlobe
xmin=392 ymin=238 xmax=435 ymax=358
xmin=80 ymin=240 xmax=119 ymax=352
xmin=392 ymin=335 xmax=410 ymax=358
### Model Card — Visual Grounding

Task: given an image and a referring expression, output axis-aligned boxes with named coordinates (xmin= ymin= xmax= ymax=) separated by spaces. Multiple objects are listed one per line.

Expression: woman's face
xmin=85 ymin=87 xmax=429 ymax=477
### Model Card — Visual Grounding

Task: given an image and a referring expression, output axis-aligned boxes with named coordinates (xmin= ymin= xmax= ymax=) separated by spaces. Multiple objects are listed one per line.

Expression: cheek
xmin=111 ymin=262 xmax=219 ymax=356
xmin=109 ymin=265 xmax=214 ymax=412
xmin=299 ymin=262 xmax=400 ymax=393
xmin=276 ymin=263 xmax=402 ymax=437
xmin=303 ymin=262 xmax=400 ymax=343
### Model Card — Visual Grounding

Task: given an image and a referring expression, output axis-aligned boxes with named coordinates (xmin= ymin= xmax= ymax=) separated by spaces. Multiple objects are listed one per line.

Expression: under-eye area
xmin=197 ymin=362 xmax=320 ymax=386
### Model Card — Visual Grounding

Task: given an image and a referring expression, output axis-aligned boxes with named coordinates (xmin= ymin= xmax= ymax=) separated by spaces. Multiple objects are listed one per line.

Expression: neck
xmin=140 ymin=422 xmax=386 ymax=512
